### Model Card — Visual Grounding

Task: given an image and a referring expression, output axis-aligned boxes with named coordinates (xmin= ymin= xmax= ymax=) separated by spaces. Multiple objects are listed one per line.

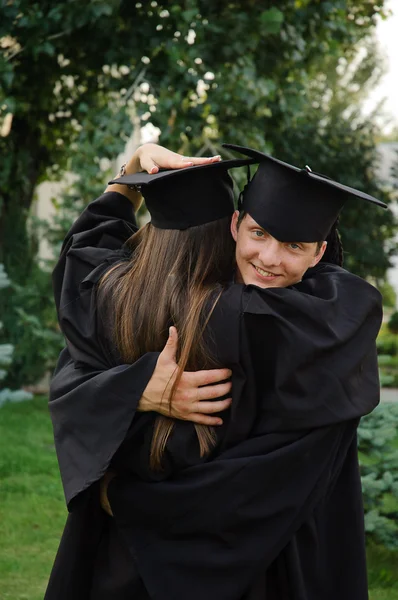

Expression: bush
xmin=0 ymin=261 xmax=63 ymax=389
xmin=378 ymin=281 xmax=397 ymax=310
xmin=358 ymin=404 xmax=398 ymax=549
xmin=388 ymin=311 xmax=398 ymax=335
xmin=0 ymin=265 xmax=33 ymax=407
xmin=377 ymin=324 xmax=398 ymax=356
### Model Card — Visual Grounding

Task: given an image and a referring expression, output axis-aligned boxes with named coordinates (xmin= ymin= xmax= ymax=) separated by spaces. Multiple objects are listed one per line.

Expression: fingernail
xmin=213 ymin=155 xmax=221 ymax=159
xmin=217 ymin=419 xmax=223 ymax=425
xmin=150 ymin=167 xmax=158 ymax=174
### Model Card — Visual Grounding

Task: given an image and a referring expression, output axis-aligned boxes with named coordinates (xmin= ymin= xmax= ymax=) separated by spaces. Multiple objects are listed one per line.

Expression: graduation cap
xmin=223 ymin=144 xmax=387 ymax=242
xmin=109 ymin=158 xmax=255 ymax=230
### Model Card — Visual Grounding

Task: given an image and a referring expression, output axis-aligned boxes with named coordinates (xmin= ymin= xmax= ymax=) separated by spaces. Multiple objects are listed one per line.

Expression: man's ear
xmin=310 ymin=241 xmax=327 ymax=268
xmin=230 ymin=210 xmax=240 ymax=242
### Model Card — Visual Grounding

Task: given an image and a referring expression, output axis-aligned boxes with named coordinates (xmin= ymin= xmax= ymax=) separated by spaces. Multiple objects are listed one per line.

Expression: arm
xmin=54 ymin=143 xmax=221 ymax=313
xmin=50 ymin=144 xmax=229 ymax=507
xmin=51 ymin=328 xmax=231 ymax=511
xmin=54 ymin=142 xmax=230 ymax=420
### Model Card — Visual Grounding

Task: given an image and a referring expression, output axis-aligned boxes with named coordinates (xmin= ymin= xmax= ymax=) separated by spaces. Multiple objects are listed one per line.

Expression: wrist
xmin=137 ymin=392 xmax=154 ymax=413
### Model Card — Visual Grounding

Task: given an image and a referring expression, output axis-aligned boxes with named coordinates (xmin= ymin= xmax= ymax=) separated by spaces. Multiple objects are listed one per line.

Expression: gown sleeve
xmin=49 ymin=191 xmax=159 ymax=510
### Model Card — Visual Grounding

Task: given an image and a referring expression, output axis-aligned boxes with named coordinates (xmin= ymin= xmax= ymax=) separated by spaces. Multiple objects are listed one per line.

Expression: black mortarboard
xmin=109 ymin=158 xmax=255 ymax=230
xmin=223 ymin=144 xmax=387 ymax=242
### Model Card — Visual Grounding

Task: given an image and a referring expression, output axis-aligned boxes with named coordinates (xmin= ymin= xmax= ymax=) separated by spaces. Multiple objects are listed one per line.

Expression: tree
xmin=0 ymin=0 xmax=390 ymax=275
xmin=0 ymin=0 xmax=392 ymax=386
xmin=259 ymin=37 xmax=397 ymax=279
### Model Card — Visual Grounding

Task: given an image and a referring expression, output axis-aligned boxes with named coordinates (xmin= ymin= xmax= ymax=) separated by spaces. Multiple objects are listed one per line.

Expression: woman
xmin=45 ymin=149 xmax=253 ymax=598
xmin=46 ymin=144 xmax=382 ymax=600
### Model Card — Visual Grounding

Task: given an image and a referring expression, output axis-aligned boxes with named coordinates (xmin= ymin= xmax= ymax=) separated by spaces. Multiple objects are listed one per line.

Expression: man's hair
xmin=237 ymin=211 xmax=343 ymax=267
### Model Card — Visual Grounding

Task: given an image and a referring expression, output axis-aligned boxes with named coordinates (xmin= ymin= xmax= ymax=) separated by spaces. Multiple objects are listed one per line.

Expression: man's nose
xmin=258 ymin=239 xmax=282 ymax=267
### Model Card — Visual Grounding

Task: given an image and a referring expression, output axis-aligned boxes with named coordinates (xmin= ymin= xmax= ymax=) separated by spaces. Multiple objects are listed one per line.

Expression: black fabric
xmin=49 ymin=192 xmax=159 ymax=509
xmin=110 ymin=422 xmax=359 ymax=600
xmin=45 ymin=191 xmax=382 ymax=600
xmin=109 ymin=158 xmax=254 ymax=229
xmin=106 ymin=264 xmax=381 ymax=600
xmin=223 ymin=143 xmax=386 ymax=241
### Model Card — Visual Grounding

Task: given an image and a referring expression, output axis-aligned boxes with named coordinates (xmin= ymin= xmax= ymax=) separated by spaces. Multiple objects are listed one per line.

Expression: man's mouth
xmin=252 ymin=265 xmax=280 ymax=279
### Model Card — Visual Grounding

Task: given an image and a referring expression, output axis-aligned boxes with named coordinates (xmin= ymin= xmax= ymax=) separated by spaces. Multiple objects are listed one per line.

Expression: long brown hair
xmin=98 ymin=217 xmax=235 ymax=469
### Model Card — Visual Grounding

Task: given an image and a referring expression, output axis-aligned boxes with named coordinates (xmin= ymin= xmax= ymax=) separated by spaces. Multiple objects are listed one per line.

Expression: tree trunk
xmin=0 ymin=115 xmax=48 ymax=281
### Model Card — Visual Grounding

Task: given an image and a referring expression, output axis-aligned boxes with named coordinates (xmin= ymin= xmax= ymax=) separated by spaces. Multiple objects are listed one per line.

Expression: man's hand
xmin=139 ymin=327 xmax=232 ymax=426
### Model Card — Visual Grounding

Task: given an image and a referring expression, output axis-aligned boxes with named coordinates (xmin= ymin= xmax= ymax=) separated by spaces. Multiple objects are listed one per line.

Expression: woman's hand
xmin=139 ymin=327 xmax=232 ymax=426
xmin=134 ymin=143 xmax=221 ymax=175
xmin=105 ymin=144 xmax=221 ymax=211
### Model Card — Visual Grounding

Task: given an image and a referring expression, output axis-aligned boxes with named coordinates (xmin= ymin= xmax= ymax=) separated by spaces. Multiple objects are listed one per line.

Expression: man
xmin=46 ymin=143 xmax=384 ymax=599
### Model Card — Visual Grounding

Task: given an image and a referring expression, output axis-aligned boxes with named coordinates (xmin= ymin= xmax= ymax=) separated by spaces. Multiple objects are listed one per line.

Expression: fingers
xmin=159 ymin=326 xmax=178 ymax=364
xmin=139 ymin=149 xmax=221 ymax=173
xmin=139 ymin=155 xmax=160 ymax=174
xmin=195 ymin=382 xmax=232 ymax=402
xmin=169 ymin=155 xmax=221 ymax=170
xmin=182 ymin=155 xmax=221 ymax=164
xmin=188 ymin=368 xmax=232 ymax=387
xmin=188 ymin=414 xmax=225 ymax=426
xmin=191 ymin=398 xmax=232 ymax=414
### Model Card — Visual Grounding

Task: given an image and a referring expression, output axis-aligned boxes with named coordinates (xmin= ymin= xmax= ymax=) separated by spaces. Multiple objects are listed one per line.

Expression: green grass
xmin=0 ymin=396 xmax=397 ymax=599
xmin=368 ymin=541 xmax=398 ymax=598
xmin=0 ymin=396 xmax=65 ymax=600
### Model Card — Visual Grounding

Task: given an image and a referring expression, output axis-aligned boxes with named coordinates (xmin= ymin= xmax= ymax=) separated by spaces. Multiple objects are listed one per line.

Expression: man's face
xmin=230 ymin=211 xmax=327 ymax=289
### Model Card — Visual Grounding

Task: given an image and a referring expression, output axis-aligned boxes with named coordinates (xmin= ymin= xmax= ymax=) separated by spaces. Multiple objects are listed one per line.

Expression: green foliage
xmin=377 ymin=323 xmax=398 ymax=387
xmin=0 ymin=264 xmax=33 ymax=406
xmin=378 ymin=324 xmax=398 ymax=356
xmin=0 ymin=262 xmax=63 ymax=390
xmin=0 ymin=264 xmax=12 ymax=382
xmin=0 ymin=1 xmax=391 ymax=261
xmin=379 ymin=281 xmax=397 ymax=310
xmin=388 ymin=312 xmax=398 ymax=335
xmin=358 ymin=404 xmax=398 ymax=549
xmin=260 ymin=37 xmax=396 ymax=279
xmin=367 ymin=540 xmax=398 ymax=593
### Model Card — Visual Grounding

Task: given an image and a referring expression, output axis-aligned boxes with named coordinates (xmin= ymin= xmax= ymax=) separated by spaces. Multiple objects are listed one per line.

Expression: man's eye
xmin=288 ymin=243 xmax=301 ymax=250
xmin=253 ymin=230 xmax=264 ymax=237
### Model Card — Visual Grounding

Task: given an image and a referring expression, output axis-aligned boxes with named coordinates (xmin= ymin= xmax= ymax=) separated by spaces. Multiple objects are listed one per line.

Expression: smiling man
xmin=224 ymin=142 xmax=385 ymax=291
xmin=231 ymin=211 xmax=326 ymax=287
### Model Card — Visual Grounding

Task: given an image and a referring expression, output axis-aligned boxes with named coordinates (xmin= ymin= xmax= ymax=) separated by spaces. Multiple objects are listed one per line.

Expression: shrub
xmin=358 ymin=403 xmax=398 ymax=549
xmin=0 ymin=265 xmax=33 ymax=407
xmin=377 ymin=325 xmax=398 ymax=356
xmin=0 ymin=261 xmax=64 ymax=390
xmin=388 ymin=311 xmax=398 ymax=335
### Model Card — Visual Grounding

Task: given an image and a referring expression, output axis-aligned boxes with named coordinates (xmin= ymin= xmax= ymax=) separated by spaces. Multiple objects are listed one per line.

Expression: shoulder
xmin=300 ymin=262 xmax=382 ymax=306
xmin=240 ymin=263 xmax=382 ymax=333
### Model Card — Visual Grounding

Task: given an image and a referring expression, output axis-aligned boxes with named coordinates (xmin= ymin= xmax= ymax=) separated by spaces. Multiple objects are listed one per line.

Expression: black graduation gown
xmin=45 ymin=191 xmax=382 ymax=600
